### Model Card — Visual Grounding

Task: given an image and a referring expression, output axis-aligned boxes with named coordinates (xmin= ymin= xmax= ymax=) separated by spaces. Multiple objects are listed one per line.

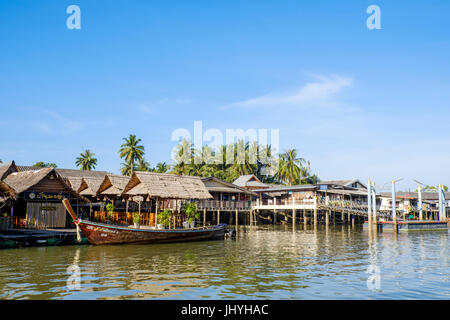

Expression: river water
xmin=0 ymin=225 xmax=448 ymax=299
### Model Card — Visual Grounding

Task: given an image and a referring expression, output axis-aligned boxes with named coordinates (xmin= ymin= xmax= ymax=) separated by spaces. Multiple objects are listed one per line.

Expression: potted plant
xmin=184 ymin=202 xmax=199 ymax=228
xmin=106 ymin=203 xmax=115 ymax=224
xmin=133 ymin=212 xmax=141 ymax=229
xmin=159 ymin=209 xmax=171 ymax=229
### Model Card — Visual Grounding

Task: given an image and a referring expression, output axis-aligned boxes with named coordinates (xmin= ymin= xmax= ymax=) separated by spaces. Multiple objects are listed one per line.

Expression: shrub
xmin=183 ymin=202 xmax=200 ymax=223
xmin=159 ymin=209 xmax=171 ymax=227
xmin=133 ymin=212 xmax=140 ymax=224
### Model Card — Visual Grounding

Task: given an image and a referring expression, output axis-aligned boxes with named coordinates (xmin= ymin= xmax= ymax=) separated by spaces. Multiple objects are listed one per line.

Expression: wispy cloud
xmin=12 ymin=107 xmax=84 ymax=135
xmin=221 ymin=74 xmax=353 ymax=109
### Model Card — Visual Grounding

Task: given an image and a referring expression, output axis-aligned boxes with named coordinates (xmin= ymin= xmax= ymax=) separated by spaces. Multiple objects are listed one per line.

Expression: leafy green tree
xmin=75 ymin=150 xmax=97 ymax=171
xmin=33 ymin=161 xmax=58 ymax=168
xmin=136 ymin=158 xmax=151 ymax=172
xmin=119 ymin=134 xmax=145 ymax=176
xmin=276 ymin=149 xmax=306 ymax=186
xmin=153 ymin=162 xmax=170 ymax=173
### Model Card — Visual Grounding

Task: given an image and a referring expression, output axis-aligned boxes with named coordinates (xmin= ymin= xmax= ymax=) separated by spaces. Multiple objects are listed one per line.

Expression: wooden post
xmin=250 ymin=209 xmax=253 ymax=225
xmin=235 ymin=209 xmax=238 ymax=230
xmin=217 ymin=210 xmax=220 ymax=225
xmin=325 ymin=210 xmax=329 ymax=226
xmin=203 ymin=208 xmax=206 ymax=227
xmin=101 ymin=200 xmax=105 ymax=222
xmin=303 ymin=209 xmax=307 ymax=226
xmin=138 ymin=200 xmax=141 ymax=226
xmin=10 ymin=201 xmax=14 ymax=229
xmin=125 ymin=199 xmax=129 ymax=224
xmin=155 ymin=199 xmax=159 ymax=227
xmin=313 ymin=208 xmax=317 ymax=226
xmin=292 ymin=209 xmax=296 ymax=226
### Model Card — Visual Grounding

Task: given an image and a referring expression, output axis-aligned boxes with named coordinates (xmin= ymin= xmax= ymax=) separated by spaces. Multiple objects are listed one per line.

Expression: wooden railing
xmin=191 ymin=200 xmax=252 ymax=210
xmin=254 ymin=198 xmax=316 ymax=207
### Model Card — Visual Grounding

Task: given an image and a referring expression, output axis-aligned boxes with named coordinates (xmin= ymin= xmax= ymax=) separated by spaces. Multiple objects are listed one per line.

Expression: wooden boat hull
xmin=62 ymin=198 xmax=226 ymax=245
xmin=77 ymin=220 xmax=227 ymax=245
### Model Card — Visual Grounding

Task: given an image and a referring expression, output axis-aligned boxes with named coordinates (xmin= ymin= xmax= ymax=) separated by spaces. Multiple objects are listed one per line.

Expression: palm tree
xmin=276 ymin=149 xmax=305 ymax=186
xmin=121 ymin=161 xmax=137 ymax=176
xmin=136 ymin=158 xmax=151 ymax=172
xmin=154 ymin=162 xmax=170 ymax=173
xmin=75 ymin=150 xmax=97 ymax=171
xmin=119 ymin=134 xmax=145 ymax=176
xmin=171 ymin=139 xmax=193 ymax=175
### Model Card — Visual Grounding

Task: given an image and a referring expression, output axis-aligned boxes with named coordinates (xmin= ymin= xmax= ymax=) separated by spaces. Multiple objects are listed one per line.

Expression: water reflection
xmin=0 ymin=225 xmax=448 ymax=299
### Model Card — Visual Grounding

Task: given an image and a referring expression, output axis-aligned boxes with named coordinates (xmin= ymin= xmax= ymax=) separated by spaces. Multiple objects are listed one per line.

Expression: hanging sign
xmin=24 ymin=191 xmax=70 ymax=202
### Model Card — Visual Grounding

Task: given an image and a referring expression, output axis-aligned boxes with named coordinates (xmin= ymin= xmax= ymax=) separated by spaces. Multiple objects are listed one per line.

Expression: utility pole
xmin=418 ymin=184 xmax=423 ymax=220
xmin=392 ymin=180 xmax=397 ymax=224
xmin=371 ymin=181 xmax=377 ymax=224
xmin=367 ymin=179 xmax=372 ymax=225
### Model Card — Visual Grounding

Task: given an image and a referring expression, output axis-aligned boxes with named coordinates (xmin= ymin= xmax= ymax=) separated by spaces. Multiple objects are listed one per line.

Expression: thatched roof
xmin=2 ymin=167 xmax=86 ymax=201
xmin=3 ymin=168 xmax=54 ymax=194
xmin=0 ymin=161 xmax=18 ymax=180
xmin=0 ymin=180 xmax=16 ymax=201
xmin=78 ymin=177 xmax=105 ymax=196
xmin=97 ymin=174 xmax=130 ymax=196
xmin=66 ymin=177 xmax=83 ymax=192
xmin=123 ymin=171 xmax=213 ymax=200
xmin=56 ymin=168 xmax=108 ymax=179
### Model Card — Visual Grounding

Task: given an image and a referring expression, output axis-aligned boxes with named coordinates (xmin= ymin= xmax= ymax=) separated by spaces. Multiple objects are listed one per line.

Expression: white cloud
xmin=221 ymin=75 xmax=353 ymax=109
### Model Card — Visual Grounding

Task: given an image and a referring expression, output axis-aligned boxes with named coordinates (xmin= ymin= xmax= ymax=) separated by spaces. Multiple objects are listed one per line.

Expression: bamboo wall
xmin=25 ymin=202 xmax=66 ymax=229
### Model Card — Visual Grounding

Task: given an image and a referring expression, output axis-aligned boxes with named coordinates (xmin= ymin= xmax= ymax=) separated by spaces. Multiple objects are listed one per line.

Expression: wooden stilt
xmin=125 ymin=199 xmax=129 ymax=224
xmin=203 ymin=208 xmax=206 ymax=227
xmin=313 ymin=207 xmax=317 ymax=226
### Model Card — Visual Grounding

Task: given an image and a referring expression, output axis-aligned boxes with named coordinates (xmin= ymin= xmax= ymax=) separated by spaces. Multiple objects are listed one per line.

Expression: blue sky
xmin=1 ymin=0 xmax=450 ymax=191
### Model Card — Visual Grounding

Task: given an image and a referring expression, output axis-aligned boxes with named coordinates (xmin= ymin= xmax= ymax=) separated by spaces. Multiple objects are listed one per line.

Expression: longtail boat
xmin=62 ymin=199 xmax=227 ymax=245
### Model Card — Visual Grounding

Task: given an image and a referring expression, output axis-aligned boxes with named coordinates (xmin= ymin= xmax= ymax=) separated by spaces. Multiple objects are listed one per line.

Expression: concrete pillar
xmin=217 ymin=210 xmax=220 ymax=225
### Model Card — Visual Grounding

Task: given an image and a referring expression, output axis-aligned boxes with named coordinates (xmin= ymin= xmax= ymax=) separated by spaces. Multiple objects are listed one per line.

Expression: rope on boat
xmin=74 ymin=219 xmax=81 ymax=243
